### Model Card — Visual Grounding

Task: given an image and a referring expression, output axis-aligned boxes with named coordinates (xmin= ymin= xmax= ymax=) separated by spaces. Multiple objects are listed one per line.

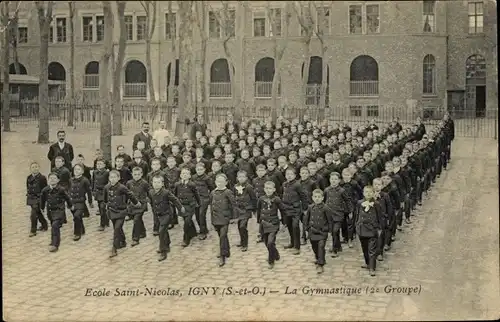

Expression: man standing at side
xmin=133 ymin=122 xmax=152 ymax=151
xmin=47 ymin=130 xmax=74 ymax=169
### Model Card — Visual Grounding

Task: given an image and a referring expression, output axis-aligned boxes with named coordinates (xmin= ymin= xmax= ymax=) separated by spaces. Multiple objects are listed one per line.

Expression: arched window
xmin=83 ymin=61 xmax=99 ymax=88
xmin=48 ymin=62 xmax=66 ymax=99
xmin=254 ymin=57 xmax=280 ymax=97
xmin=124 ymin=60 xmax=147 ymax=98
xmin=166 ymin=59 xmax=179 ymax=104
xmin=349 ymin=55 xmax=378 ymax=96
xmin=465 ymin=54 xmax=486 ymax=117
xmin=9 ymin=63 xmax=27 ymax=75
xmin=301 ymin=56 xmax=330 ymax=106
xmin=210 ymin=58 xmax=232 ymax=97
xmin=423 ymin=54 xmax=436 ymax=94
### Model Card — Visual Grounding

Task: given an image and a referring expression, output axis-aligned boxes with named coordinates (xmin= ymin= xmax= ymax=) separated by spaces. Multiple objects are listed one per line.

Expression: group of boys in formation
xmin=27 ymin=112 xmax=455 ymax=276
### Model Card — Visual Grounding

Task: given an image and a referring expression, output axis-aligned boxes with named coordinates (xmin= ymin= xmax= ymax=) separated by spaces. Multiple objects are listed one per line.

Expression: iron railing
xmin=123 ymin=83 xmax=147 ymax=98
xmin=209 ymin=82 xmax=232 ymax=98
xmin=254 ymin=81 xmax=281 ymax=98
xmin=83 ymin=75 xmax=99 ymax=88
xmin=349 ymin=80 xmax=379 ymax=96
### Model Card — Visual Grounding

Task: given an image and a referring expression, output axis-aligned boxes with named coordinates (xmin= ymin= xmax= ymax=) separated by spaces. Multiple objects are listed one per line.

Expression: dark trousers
xmin=396 ymin=207 xmax=403 ymax=227
xmin=263 ymin=230 xmax=279 ymax=263
xmin=158 ymin=215 xmax=171 ymax=253
xmin=83 ymin=204 xmax=90 ymax=217
xmin=50 ymin=218 xmax=63 ymax=247
xmin=182 ymin=213 xmax=197 ymax=244
xmin=359 ymin=236 xmax=378 ymax=270
xmin=98 ymin=201 xmax=109 ymax=228
xmin=196 ymin=200 xmax=209 ymax=235
xmin=311 ymin=239 xmax=326 ymax=266
xmin=347 ymin=205 xmax=358 ymax=241
xmin=341 ymin=217 xmax=349 ymax=241
xmin=237 ymin=217 xmax=249 ymax=247
xmin=403 ymin=195 xmax=411 ymax=219
xmin=30 ymin=204 xmax=48 ymax=233
xmin=214 ymin=224 xmax=230 ymax=258
xmin=153 ymin=207 xmax=161 ymax=232
xmin=300 ymin=213 xmax=307 ymax=240
xmin=111 ymin=218 xmax=125 ymax=249
xmin=416 ymin=179 xmax=424 ymax=203
xmin=72 ymin=208 xmax=86 ymax=236
xmin=443 ymin=145 xmax=451 ymax=168
xmin=377 ymin=229 xmax=386 ymax=256
xmin=388 ymin=215 xmax=397 ymax=245
xmin=331 ymin=221 xmax=342 ymax=252
xmin=132 ymin=212 xmax=146 ymax=241
xmin=285 ymin=215 xmax=301 ymax=250
xmin=171 ymin=208 xmax=179 ymax=226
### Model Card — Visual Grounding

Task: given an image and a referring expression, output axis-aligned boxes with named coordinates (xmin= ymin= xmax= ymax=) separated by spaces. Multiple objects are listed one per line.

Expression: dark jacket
xmin=235 ymin=158 xmax=256 ymax=180
xmin=210 ymin=188 xmax=236 ymax=226
xmin=26 ymin=173 xmax=47 ymax=206
xmin=281 ymin=179 xmax=309 ymax=216
xmin=128 ymin=160 xmax=150 ymax=178
xmin=72 ymin=164 xmax=92 ymax=182
xmin=341 ymin=179 xmax=363 ymax=208
xmin=355 ymin=199 xmax=383 ymax=238
xmin=115 ymin=167 xmax=132 ymax=185
xmin=164 ymin=167 xmax=180 ymax=190
xmin=126 ymin=179 xmax=150 ymax=214
xmin=252 ymin=175 xmax=269 ymax=198
xmin=132 ymin=131 xmax=152 ymax=150
xmin=300 ymin=178 xmax=318 ymax=204
xmin=221 ymin=162 xmax=239 ymax=187
xmin=267 ymin=168 xmax=285 ymax=196
xmin=93 ymin=158 xmax=113 ymax=171
xmin=104 ymin=182 xmax=139 ymax=219
xmin=47 ymin=142 xmax=74 ymax=168
xmin=52 ymin=166 xmax=72 ymax=191
xmin=304 ymin=203 xmax=333 ymax=240
xmin=91 ymin=169 xmax=109 ymax=201
xmin=192 ymin=173 xmax=215 ymax=201
xmin=324 ymin=185 xmax=352 ymax=222
xmin=256 ymin=195 xmax=282 ymax=233
xmin=40 ymin=185 xmax=73 ymax=220
xmin=174 ymin=181 xmax=200 ymax=213
xmin=234 ymin=183 xmax=257 ymax=218
xmin=148 ymin=187 xmax=182 ymax=217
xmin=68 ymin=176 xmax=93 ymax=208
xmin=147 ymin=169 xmax=168 ymax=187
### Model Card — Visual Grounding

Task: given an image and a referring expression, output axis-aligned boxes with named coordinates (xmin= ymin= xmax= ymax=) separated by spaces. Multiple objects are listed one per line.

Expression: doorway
xmin=475 ymin=85 xmax=486 ymax=117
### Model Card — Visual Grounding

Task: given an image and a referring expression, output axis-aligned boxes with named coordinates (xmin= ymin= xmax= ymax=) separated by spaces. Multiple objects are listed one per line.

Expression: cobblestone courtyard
xmin=2 ymin=127 xmax=499 ymax=321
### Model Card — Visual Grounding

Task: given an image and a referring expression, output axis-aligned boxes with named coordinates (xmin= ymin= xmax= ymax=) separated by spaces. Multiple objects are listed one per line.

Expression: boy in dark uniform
xmin=148 ymin=158 xmax=168 ymax=235
xmin=236 ymin=148 xmax=256 ymax=180
xmin=355 ymin=185 xmax=383 ymax=276
xmin=26 ymin=161 xmax=48 ymax=236
xmin=40 ymin=173 xmax=73 ymax=252
xmin=304 ymin=189 xmax=333 ymax=274
xmin=253 ymin=164 xmax=269 ymax=243
xmin=53 ymin=156 xmax=71 ymax=224
xmin=129 ymin=150 xmax=150 ymax=178
xmin=174 ymin=168 xmax=201 ymax=247
xmin=210 ymin=173 xmax=237 ymax=267
xmin=341 ymin=168 xmax=362 ymax=248
xmin=282 ymin=168 xmax=309 ymax=255
xmin=381 ymin=173 xmax=400 ymax=248
xmin=105 ymin=170 xmax=140 ymax=258
xmin=69 ymin=164 xmax=93 ymax=241
xmin=257 ymin=181 xmax=283 ymax=269
xmin=222 ymin=153 xmax=239 ymax=188
xmin=385 ymin=160 xmax=406 ymax=230
xmin=192 ymin=162 xmax=214 ymax=240
xmin=92 ymin=158 xmax=110 ymax=231
xmin=73 ymin=154 xmax=92 ymax=182
xmin=324 ymin=172 xmax=352 ymax=257
xmin=179 ymin=152 xmax=196 ymax=175
xmin=234 ymin=170 xmax=257 ymax=251
xmin=151 ymin=146 xmax=168 ymax=169
xmin=164 ymin=156 xmax=181 ymax=229
xmin=149 ymin=176 xmax=184 ymax=261
xmin=114 ymin=156 xmax=132 ymax=185
xmin=373 ymin=178 xmax=392 ymax=261
xmin=127 ymin=167 xmax=150 ymax=246
xmin=94 ymin=149 xmax=114 ymax=170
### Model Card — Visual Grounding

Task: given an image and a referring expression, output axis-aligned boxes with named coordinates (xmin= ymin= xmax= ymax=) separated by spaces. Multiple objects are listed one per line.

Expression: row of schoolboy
xmin=27 ymin=114 xmax=455 ymax=274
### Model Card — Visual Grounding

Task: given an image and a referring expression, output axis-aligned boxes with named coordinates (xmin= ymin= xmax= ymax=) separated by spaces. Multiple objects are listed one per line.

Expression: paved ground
xmin=2 ymin=127 xmax=499 ymax=321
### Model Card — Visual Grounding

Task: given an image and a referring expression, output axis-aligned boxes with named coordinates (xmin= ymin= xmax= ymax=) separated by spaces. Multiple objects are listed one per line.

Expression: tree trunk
xmin=67 ymin=1 xmax=75 ymax=126
xmin=112 ymin=1 xmax=127 ymax=136
xmin=2 ymin=5 xmax=11 ymax=132
xmin=100 ymin=1 xmax=113 ymax=161
xmin=145 ymin=40 xmax=155 ymax=102
xmin=199 ymin=37 xmax=207 ymax=106
xmin=319 ymin=49 xmax=328 ymax=110
xmin=10 ymin=7 xmax=21 ymax=75
xmin=37 ymin=4 xmax=52 ymax=144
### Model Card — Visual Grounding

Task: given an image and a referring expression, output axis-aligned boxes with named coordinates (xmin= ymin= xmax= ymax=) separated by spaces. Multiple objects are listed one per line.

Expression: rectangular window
xmin=136 ymin=16 xmax=147 ymax=40
xmin=350 ymin=105 xmax=362 ymax=117
xmin=366 ymin=4 xmax=380 ymax=34
xmin=468 ymin=2 xmax=483 ymax=34
xmin=317 ymin=6 xmax=330 ymax=35
xmin=224 ymin=9 xmax=236 ymax=37
xmin=270 ymin=8 xmax=282 ymax=36
xmin=209 ymin=11 xmax=221 ymax=38
xmin=366 ymin=105 xmax=379 ymax=117
xmin=301 ymin=6 xmax=313 ymax=36
xmin=18 ymin=27 xmax=28 ymax=43
xmin=82 ymin=16 xmax=93 ymax=42
xmin=349 ymin=5 xmax=362 ymax=34
xmin=253 ymin=11 xmax=266 ymax=37
xmin=165 ymin=12 xmax=176 ymax=39
xmin=96 ymin=16 xmax=105 ymax=42
xmin=124 ymin=15 xmax=133 ymax=41
xmin=423 ymin=0 xmax=436 ymax=32
xmin=56 ymin=18 xmax=67 ymax=42
xmin=49 ymin=26 xmax=54 ymax=43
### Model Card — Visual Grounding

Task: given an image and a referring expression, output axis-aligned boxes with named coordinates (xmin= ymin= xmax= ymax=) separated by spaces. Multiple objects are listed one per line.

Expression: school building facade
xmin=10 ymin=1 xmax=498 ymax=120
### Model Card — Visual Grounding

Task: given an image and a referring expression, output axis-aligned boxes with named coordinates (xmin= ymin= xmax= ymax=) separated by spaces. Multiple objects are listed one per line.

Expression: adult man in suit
xmin=190 ymin=113 xmax=208 ymax=140
xmin=132 ymin=122 xmax=152 ymax=151
xmin=47 ymin=130 xmax=74 ymax=169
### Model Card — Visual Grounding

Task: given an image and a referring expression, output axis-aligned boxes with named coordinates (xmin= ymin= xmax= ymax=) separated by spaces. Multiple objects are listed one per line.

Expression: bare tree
xmin=67 ymin=1 xmax=76 ymax=126
xmin=313 ymin=3 xmax=330 ymax=111
xmin=267 ymin=1 xmax=292 ymax=122
xmin=8 ymin=1 xmax=21 ymax=75
xmin=100 ymin=1 xmax=113 ymax=160
xmin=111 ymin=1 xmax=126 ymax=135
xmin=166 ymin=1 xmax=177 ymax=112
xmin=35 ymin=1 xmax=54 ymax=144
xmin=139 ymin=0 xmax=157 ymax=103
xmin=193 ymin=1 xmax=208 ymax=107
xmin=1 ymin=1 xmax=11 ymax=131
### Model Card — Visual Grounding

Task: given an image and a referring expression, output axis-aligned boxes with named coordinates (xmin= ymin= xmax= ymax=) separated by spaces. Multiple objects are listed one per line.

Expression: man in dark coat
xmin=132 ymin=122 xmax=152 ymax=150
xmin=190 ymin=113 xmax=208 ymax=140
xmin=47 ymin=130 xmax=74 ymax=169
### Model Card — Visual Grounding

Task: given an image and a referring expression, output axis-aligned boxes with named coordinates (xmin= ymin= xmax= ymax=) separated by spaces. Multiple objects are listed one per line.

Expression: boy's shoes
xmin=73 ymin=235 xmax=81 ymax=241
xmin=37 ymin=226 xmax=48 ymax=231
xmin=153 ymin=231 xmax=159 ymax=236
xmin=198 ymin=234 xmax=207 ymax=240
xmin=284 ymin=244 xmax=294 ymax=249
xmin=118 ymin=242 xmax=126 ymax=249
xmin=167 ymin=224 xmax=174 ymax=230
xmin=256 ymin=237 xmax=263 ymax=243
xmin=348 ymin=241 xmax=353 ymax=248
xmin=131 ymin=240 xmax=140 ymax=247
xmin=49 ymin=246 xmax=58 ymax=252
xmin=384 ymin=245 xmax=391 ymax=251
xmin=216 ymin=254 xmax=221 ymax=258
xmin=405 ymin=218 xmax=411 ymax=224
xmin=241 ymin=247 xmax=248 ymax=252
xmin=361 ymin=264 xmax=369 ymax=269
xmin=331 ymin=252 xmax=339 ymax=258
xmin=328 ymin=248 xmax=334 ymax=253
xmin=236 ymin=244 xmax=242 ymax=247
xmin=300 ymin=239 xmax=307 ymax=245
xmin=218 ymin=257 xmax=225 ymax=267
xmin=158 ymin=252 xmax=167 ymax=262
xmin=292 ymin=249 xmax=300 ymax=255
xmin=377 ymin=254 xmax=384 ymax=261
xmin=397 ymin=226 xmax=403 ymax=232
xmin=369 ymin=270 xmax=376 ymax=277
xmin=83 ymin=213 xmax=90 ymax=218
xmin=97 ymin=226 xmax=105 ymax=231
xmin=268 ymin=262 xmax=274 ymax=269
xmin=181 ymin=241 xmax=189 ymax=247
xmin=312 ymin=260 xmax=319 ymax=265
xmin=139 ymin=233 xmax=146 ymax=239
xmin=29 ymin=232 xmax=36 ymax=237
xmin=109 ymin=247 xmax=117 ymax=258
xmin=316 ymin=265 xmax=324 ymax=274
xmin=63 ymin=218 xmax=68 ymax=224
xmin=125 ymin=217 xmax=133 ymax=222
xmin=275 ymin=253 xmax=280 ymax=261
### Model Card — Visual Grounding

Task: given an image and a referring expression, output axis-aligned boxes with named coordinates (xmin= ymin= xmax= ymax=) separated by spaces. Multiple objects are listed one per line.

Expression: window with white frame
xmin=300 ymin=6 xmax=314 ymax=36
xmin=349 ymin=4 xmax=380 ymax=34
xmin=423 ymin=54 xmax=436 ymax=94
xmin=124 ymin=15 xmax=133 ymax=41
xmin=316 ymin=6 xmax=330 ymax=35
xmin=223 ymin=9 xmax=236 ymax=37
xmin=49 ymin=17 xmax=67 ymax=43
xmin=468 ymin=1 xmax=483 ymax=34
xmin=209 ymin=9 xmax=235 ymax=39
xmin=253 ymin=11 xmax=266 ymax=37
xmin=96 ymin=16 xmax=104 ymax=41
xmin=366 ymin=105 xmax=379 ymax=117
xmin=82 ymin=16 xmax=93 ymax=41
xmin=136 ymin=16 xmax=147 ymax=40
xmin=350 ymin=105 xmax=362 ymax=117
xmin=208 ymin=11 xmax=221 ymax=38
xmin=423 ymin=0 xmax=436 ymax=32
xmin=165 ymin=12 xmax=176 ymax=39
xmin=11 ymin=26 xmax=28 ymax=44
xmin=270 ymin=8 xmax=282 ymax=37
